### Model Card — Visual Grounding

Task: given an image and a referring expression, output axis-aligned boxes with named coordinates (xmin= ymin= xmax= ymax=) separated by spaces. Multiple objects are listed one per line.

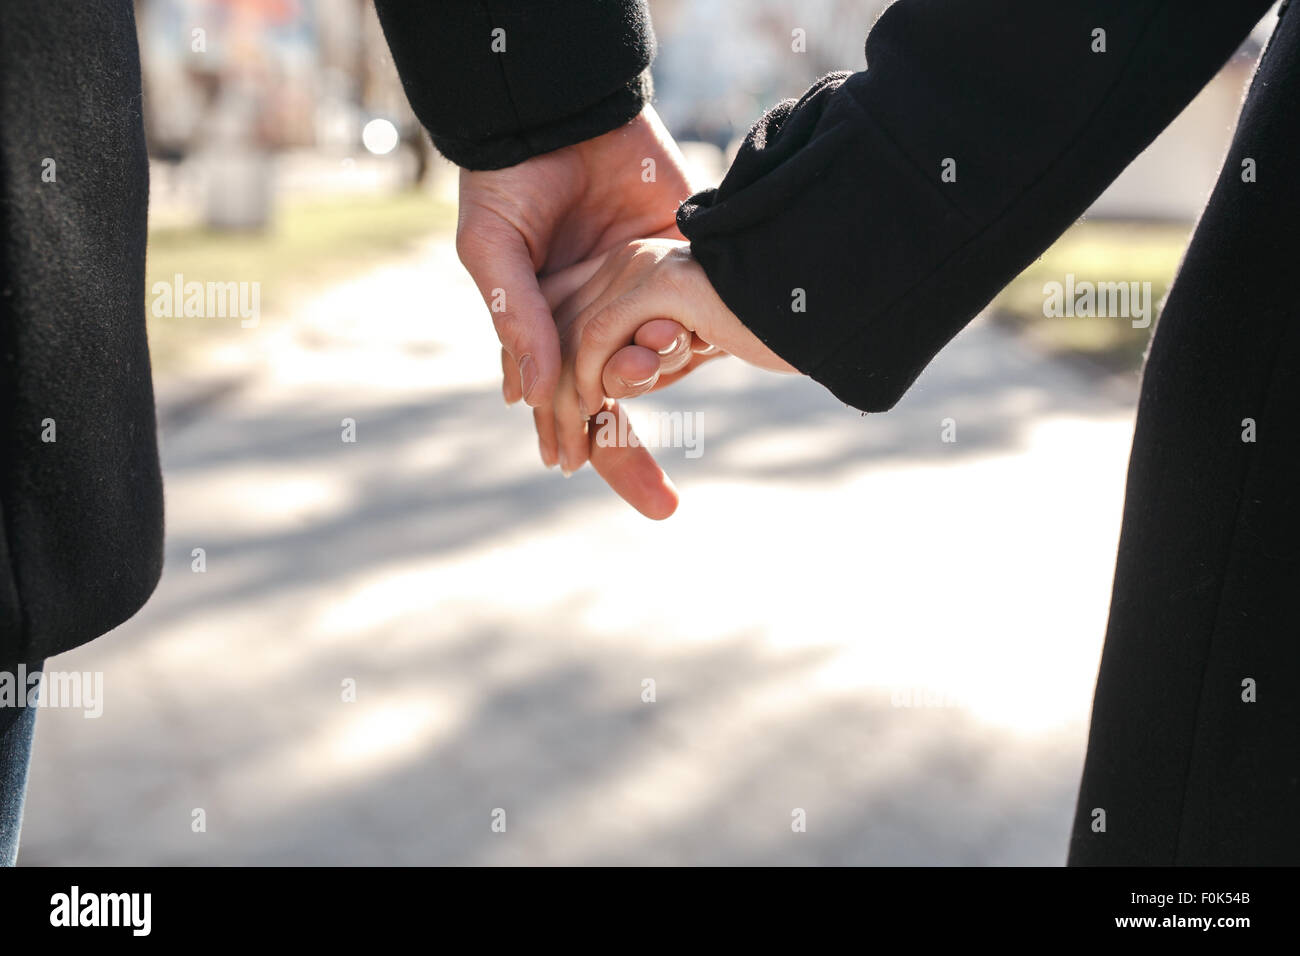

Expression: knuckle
xmin=659 ymin=254 xmax=694 ymax=302
xmin=560 ymin=306 xmax=590 ymax=354
xmin=616 ymin=240 xmax=649 ymax=271
xmin=491 ymin=308 xmax=528 ymax=349
xmin=579 ymin=305 xmax=619 ymax=356
xmin=572 ymin=324 xmax=602 ymax=371
xmin=453 ymin=228 xmax=481 ymax=268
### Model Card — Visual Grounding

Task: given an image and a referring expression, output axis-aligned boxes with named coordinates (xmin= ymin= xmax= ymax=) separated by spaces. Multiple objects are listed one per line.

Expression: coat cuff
xmin=375 ymin=0 xmax=657 ymax=171
xmin=431 ymin=69 xmax=654 ymax=170
xmin=677 ymin=72 xmax=976 ymax=412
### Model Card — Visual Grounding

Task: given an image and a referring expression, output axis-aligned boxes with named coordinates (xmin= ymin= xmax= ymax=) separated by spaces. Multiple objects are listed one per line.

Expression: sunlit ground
xmin=22 ymin=236 xmax=1140 ymax=865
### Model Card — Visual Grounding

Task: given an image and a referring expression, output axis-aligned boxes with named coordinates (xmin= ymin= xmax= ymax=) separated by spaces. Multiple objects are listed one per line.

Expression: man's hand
xmin=454 ymin=105 xmax=694 ymax=408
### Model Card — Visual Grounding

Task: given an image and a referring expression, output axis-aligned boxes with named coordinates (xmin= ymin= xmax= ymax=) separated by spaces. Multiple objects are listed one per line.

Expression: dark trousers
xmin=0 ymin=665 xmax=40 ymax=866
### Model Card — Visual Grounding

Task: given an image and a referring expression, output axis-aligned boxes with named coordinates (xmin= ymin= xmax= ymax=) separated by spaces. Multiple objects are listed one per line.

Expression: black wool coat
xmin=0 ymin=0 xmax=663 ymax=671
xmin=1 ymin=2 xmax=162 ymax=669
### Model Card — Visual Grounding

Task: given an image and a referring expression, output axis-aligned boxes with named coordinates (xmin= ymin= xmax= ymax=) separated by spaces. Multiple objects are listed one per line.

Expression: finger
xmin=691 ymin=334 xmax=719 ymax=354
xmin=643 ymin=348 xmax=728 ymax=394
xmin=631 ymin=319 xmax=693 ymax=374
xmin=575 ymin=288 xmax=678 ymax=417
xmin=457 ymin=218 xmax=559 ymax=406
xmin=538 ymin=254 xmax=610 ymax=310
xmin=587 ymin=401 xmax=679 ymax=520
xmin=631 ymin=318 xmax=687 ymax=354
xmin=502 ymin=347 xmax=523 ymax=405
xmin=549 ymin=252 xmax=643 ymax=404
xmin=603 ymin=344 xmax=662 ymax=400
xmin=553 ymin=365 xmax=591 ymax=477
xmin=533 ymin=403 xmax=559 ymax=469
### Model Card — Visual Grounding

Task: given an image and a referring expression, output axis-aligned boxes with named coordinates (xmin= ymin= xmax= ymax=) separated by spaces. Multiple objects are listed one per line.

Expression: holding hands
xmin=534 ymin=238 xmax=795 ymax=519
xmin=453 ymin=105 xmax=794 ymax=519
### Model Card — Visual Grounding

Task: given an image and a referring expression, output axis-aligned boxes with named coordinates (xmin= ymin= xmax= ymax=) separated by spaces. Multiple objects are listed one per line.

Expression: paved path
xmin=21 ymin=239 xmax=1140 ymax=865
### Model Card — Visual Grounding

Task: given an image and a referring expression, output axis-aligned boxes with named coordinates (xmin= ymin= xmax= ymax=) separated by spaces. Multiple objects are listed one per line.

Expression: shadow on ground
xmin=21 ymin=249 xmax=1132 ymax=865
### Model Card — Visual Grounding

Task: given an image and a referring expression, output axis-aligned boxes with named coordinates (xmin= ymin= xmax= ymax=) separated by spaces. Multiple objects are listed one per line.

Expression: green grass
xmin=991 ymin=220 xmax=1193 ymax=373
xmin=145 ymin=190 xmax=456 ymax=369
xmin=145 ymin=201 xmax=1187 ymax=378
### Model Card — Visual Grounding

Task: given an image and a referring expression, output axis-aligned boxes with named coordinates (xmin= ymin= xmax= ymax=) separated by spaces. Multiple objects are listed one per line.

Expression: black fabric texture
xmin=373 ymin=0 xmax=656 ymax=170
xmin=0 ymin=1 xmax=163 ymax=670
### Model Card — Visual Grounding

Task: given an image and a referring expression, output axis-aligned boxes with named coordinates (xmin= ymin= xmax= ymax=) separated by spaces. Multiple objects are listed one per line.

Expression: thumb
xmin=456 ymin=219 xmax=560 ymax=407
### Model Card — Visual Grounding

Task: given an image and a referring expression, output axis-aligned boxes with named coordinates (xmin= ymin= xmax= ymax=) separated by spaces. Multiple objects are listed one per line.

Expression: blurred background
xmin=20 ymin=0 xmax=1283 ymax=864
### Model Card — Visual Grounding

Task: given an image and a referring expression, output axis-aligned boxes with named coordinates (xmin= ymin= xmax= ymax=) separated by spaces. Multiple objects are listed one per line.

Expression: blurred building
xmin=135 ymin=0 xmax=1280 ymax=226
xmin=650 ymin=0 xmax=1280 ymax=222
xmin=136 ymin=0 xmax=416 ymax=155
xmin=135 ymin=0 xmax=433 ymax=228
xmin=650 ymin=0 xmax=883 ymax=150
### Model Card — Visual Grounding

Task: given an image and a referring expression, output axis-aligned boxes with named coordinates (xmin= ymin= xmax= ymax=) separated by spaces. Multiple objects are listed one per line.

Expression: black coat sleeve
xmin=677 ymin=0 xmax=1276 ymax=412
xmin=373 ymin=0 xmax=656 ymax=170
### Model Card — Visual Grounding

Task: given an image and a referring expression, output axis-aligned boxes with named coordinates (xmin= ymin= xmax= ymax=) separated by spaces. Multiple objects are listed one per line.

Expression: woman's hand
xmin=559 ymin=239 xmax=794 ymax=422
xmin=531 ymin=252 xmax=705 ymax=520
xmin=524 ymin=238 xmax=795 ymax=519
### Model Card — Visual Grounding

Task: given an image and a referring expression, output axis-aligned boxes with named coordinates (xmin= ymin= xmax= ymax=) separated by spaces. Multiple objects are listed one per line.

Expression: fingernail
xmin=558 ymin=449 xmax=571 ymax=476
xmin=658 ymin=333 xmax=688 ymax=356
xmin=503 ymin=378 xmax=515 ymax=406
xmin=518 ymin=354 xmax=538 ymax=405
xmin=577 ymin=396 xmax=589 ymax=418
